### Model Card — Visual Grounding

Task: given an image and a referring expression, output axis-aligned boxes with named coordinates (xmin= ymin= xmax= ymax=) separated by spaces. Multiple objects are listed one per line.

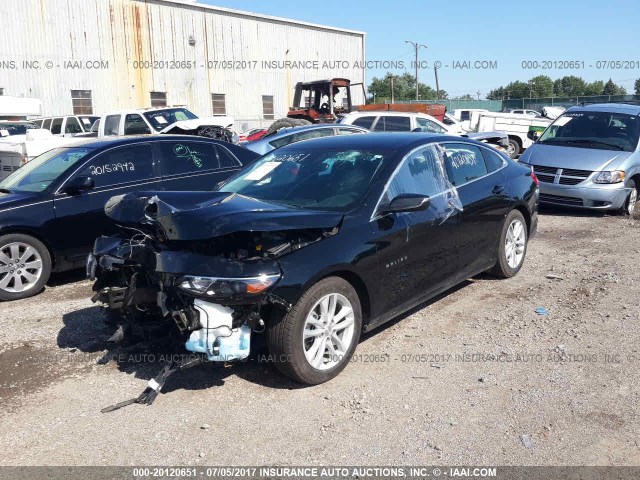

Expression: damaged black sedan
xmin=90 ymin=133 xmax=538 ymax=385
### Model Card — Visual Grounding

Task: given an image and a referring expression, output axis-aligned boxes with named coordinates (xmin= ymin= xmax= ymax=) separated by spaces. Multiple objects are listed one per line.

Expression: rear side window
xmin=64 ymin=117 xmax=82 ymax=134
xmin=75 ymin=144 xmax=154 ymax=188
xmin=104 ymin=115 xmax=120 ymax=136
xmin=43 ymin=119 xmax=52 ymax=130
xmin=124 ymin=114 xmax=151 ymax=135
xmin=50 ymin=118 xmax=63 ymax=135
xmin=269 ymin=134 xmax=296 ymax=149
xmin=481 ymin=148 xmax=506 ymax=173
xmin=459 ymin=111 xmax=471 ymax=121
xmin=442 ymin=143 xmax=488 ymax=186
xmin=31 ymin=119 xmax=43 ymax=128
xmin=215 ymin=145 xmax=241 ymax=169
xmin=352 ymin=116 xmax=376 ymax=129
xmin=158 ymin=141 xmax=218 ymax=176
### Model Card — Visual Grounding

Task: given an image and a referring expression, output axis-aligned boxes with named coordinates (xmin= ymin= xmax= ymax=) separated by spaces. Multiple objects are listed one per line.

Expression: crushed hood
xmin=158 ymin=116 xmax=234 ymax=133
xmin=104 ymin=191 xmax=344 ymax=241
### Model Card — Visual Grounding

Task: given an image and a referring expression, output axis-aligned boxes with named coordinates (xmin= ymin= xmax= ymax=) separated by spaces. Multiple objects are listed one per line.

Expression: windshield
xmin=143 ymin=108 xmax=198 ymax=131
xmin=0 ymin=147 xmax=93 ymax=193
xmin=0 ymin=122 xmax=37 ymax=136
xmin=78 ymin=116 xmax=100 ymax=131
xmin=538 ymin=111 xmax=640 ymax=152
xmin=219 ymin=148 xmax=387 ymax=212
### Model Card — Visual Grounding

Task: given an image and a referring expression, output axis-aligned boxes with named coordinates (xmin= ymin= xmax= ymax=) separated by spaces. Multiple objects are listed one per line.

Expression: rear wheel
xmin=0 ymin=234 xmax=52 ymax=301
xmin=506 ymin=138 xmax=520 ymax=159
xmin=267 ymin=118 xmax=298 ymax=134
xmin=267 ymin=277 xmax=362 ymax=384
xmin=490 ymin=210 xmax=528 ymax=278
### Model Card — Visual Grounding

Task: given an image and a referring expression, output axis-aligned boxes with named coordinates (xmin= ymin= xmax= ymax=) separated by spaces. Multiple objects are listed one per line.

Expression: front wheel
xmin=490 ymin=210 xmax=528 ymax=278
xmin=267 ymin=277 xmax=362 ymax=384
xmin=0 ymin=233 xmax=52 ymax=301
xmin=620 ymin=179 xmax=637 ymax=216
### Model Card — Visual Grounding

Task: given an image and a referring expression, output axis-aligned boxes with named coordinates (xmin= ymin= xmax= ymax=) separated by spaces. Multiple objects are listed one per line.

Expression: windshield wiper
xmin=564 ymin=139 xmax=624 ymax=151
xmin=0 ymin=188 xmax=11 ymax=194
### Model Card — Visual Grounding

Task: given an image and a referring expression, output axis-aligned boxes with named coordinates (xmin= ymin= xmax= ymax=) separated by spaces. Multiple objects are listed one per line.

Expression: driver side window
xmin=378 ymin=144 xmax=450 ymax=209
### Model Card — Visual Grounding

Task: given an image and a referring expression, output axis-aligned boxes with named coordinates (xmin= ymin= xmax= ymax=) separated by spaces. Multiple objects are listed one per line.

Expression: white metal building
xmin=0 ymin=0 xmax=366 ymax=129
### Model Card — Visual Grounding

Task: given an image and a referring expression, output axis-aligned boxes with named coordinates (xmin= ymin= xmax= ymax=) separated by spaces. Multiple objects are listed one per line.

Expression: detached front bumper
xmin=538 ymin=182 xmax=629 ymax=210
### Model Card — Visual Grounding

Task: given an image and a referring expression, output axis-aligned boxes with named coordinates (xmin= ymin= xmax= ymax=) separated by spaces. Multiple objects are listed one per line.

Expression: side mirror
xmin=527 ymin=130 xmax=540 ymax=141
xmin=0 ymin=129 xmax=9 ymax=138
xmin=64 ymin=175 xmax=94 ymax=194
xmin=381 ymin=193 xmax=431 ymax=214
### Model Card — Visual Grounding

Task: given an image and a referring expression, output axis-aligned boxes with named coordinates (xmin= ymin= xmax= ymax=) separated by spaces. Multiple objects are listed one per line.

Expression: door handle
xmin=492 ymin=185 xmax=505 ymax=195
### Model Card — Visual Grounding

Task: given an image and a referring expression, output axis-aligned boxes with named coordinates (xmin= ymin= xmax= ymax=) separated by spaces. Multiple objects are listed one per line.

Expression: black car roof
xmin=63 ymin=135 xmax=239 ymax=151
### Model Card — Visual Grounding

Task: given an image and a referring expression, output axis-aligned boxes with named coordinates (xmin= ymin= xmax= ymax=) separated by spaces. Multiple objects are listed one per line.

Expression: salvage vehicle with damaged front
xmin=90 ymin=134 xmax=538 ymax=388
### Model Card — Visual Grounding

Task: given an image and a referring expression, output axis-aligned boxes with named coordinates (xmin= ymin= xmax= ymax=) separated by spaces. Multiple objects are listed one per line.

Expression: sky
xmin=198 ymin=0 xmax=640 ymax=98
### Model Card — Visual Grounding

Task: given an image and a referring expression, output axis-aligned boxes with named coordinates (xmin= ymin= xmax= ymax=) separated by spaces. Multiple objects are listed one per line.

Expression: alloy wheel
xmin=0 ymin=242 xmax=44 ymax=293
xmin=628 ymin=188 xmax=637 ymax=215
xmin=504 ymin=219 xmax=526 ymax=269
xmin=302 ymin=293 xmax=356 ymax=370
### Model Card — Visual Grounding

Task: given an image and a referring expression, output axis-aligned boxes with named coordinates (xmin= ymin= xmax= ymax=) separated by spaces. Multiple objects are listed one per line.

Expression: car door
xmin=51 ymin=143 xmax=160 ymax=266
xmin=371 ymin=143 xmax=461 ymax=315
xmin=440 ymin=142 xmax=511 ymax=276
xmin=156 ymin=139 xmax=232 ymax=191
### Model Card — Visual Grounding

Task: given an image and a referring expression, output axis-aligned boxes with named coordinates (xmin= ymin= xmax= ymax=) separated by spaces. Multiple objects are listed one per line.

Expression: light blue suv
xmin=519 ymin=103 xmax=640 ymax=215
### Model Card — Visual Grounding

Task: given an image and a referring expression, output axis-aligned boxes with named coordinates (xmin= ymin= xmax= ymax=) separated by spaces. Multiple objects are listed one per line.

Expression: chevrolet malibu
xmin=520 ymin=103 xmax=640 ymax=214
xmin=90 ymin=133 xmax=538 ymax=385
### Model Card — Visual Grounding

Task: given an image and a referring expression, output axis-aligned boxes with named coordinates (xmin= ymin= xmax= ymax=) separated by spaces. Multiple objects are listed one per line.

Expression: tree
xmin=528 ymin=75 xmax=554 ymax=98
xmin=553 ymin=76 xmax=587 ymax=96
xmin=635 ymin=79 xmax=640 ymax=95
xmin=584 ymin=80 xmax=605 ymax=96
xmin=367 ymin=72 xmax=440 ymax=102
xmin=603 ymin=78 xmax=627 ymax=96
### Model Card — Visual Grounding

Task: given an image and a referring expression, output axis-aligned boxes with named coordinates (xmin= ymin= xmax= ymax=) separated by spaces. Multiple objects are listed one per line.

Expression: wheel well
xmin=0 ymin=229 xmax=56 ymax=267
xmin=323 ymin=270 xmax=371 ymax=323
xmin=513 ymin=205 xmax=531 ymax=234
xmin=508 ymin=135 xmax=522 ymax=148
xmin=630 ymin=173 xmax=640 ymax=189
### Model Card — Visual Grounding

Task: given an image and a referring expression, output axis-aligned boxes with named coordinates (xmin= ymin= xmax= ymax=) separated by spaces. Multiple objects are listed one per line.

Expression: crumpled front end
xmin=89 ymin=191 xmax=341 ymax=362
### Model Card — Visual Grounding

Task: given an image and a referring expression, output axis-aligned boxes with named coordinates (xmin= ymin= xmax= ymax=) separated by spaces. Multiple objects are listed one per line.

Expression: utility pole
xmin=405 ymin=40 xmax=428 ymax=101
xmin=387 ymin=73 xmax=395 ymax=103
xmin=434 ymin=65 xmax=440 ymax=100
xmin=477 ymin=90 xmax=481 ymax=100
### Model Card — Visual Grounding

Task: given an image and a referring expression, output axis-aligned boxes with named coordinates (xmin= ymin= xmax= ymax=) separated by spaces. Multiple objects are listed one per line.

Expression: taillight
xmin=530 ymin=166 xmax=539 ymax=186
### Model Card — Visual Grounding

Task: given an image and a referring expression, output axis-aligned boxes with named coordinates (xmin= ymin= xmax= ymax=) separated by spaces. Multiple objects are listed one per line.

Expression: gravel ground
xmin=0 ymin=207 xmax=639 ymax=466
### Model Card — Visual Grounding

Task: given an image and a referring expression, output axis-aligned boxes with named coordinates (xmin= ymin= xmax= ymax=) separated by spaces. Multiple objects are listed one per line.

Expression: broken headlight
xmin=178 ymin=273 xmax=281 ymax=298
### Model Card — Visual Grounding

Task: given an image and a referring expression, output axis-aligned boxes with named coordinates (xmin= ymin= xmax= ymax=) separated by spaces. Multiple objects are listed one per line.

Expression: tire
xmin=506 ymin=138 xmax=520 ymax=159
xmin=490 ymin=210 xmax=528 ymax=278
xmin=267 ymin=277 xmax=362 ymax=384
xmin=267 ymin=118 xmax=298 ymax=134
xmin=293 ymin=118 xmax=312 ymax=126
xmin=620 ymin=179 xmax=638 ymax=216
xmin=0 ymin=233 xmax=52 ymax=301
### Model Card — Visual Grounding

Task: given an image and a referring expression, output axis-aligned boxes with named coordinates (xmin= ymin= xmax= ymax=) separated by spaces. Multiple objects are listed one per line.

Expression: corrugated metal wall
xmin=0 ymin=0 xmax=366 ymax=128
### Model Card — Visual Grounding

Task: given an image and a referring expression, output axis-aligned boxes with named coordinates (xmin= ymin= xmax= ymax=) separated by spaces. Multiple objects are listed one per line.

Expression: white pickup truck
xmin=468 ymin=108 xmax=558 ymax=158
xmin=87 ymin=107 xmax=237 ymax=142
xmin=0 ymin=129 xmax=84 ymax=180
